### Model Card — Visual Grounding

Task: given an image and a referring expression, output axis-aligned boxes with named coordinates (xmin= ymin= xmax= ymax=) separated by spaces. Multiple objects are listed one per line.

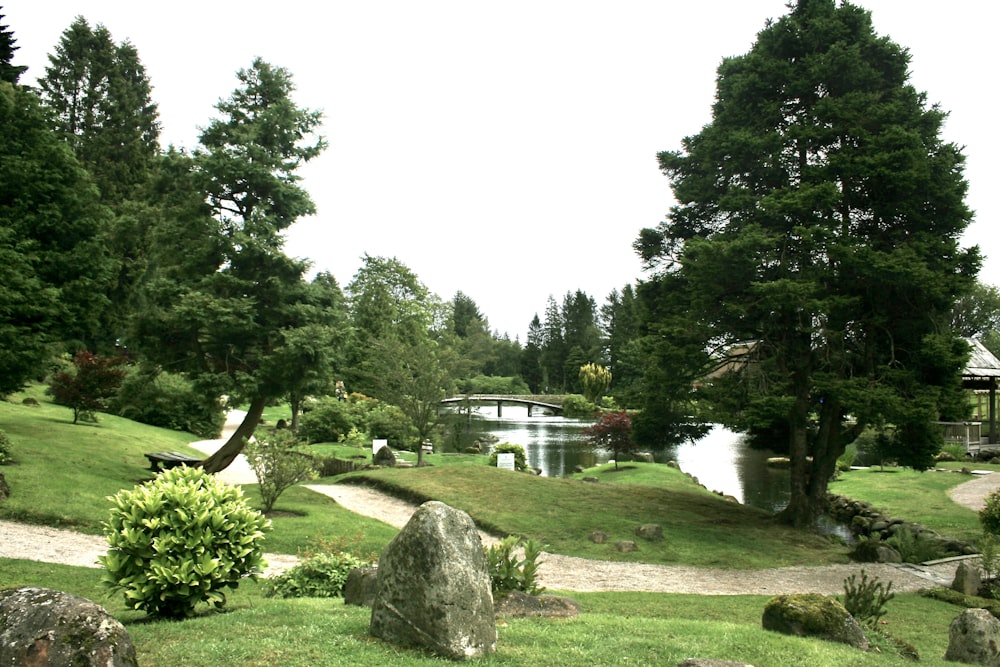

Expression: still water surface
xmin=465 ymin=405 xmax=791 ymax=513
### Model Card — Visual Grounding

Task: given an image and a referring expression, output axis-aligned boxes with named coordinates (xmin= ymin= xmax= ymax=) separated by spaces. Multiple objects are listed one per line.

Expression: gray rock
xmin=633 ymin=452 xmax=654 ymax=463
xmin=635 ymin=523 xmax=663 ymax=541
xmin=952 ymin=561 xmax=983 ymax=597
xmin=761 ymin=593 xmax=869 ymax=650
xmin=369 ymin=501 xmax=496 ymax=660
xmin=495 ymin=591 xmax=580 ymax=618
xmin=615 ymin=540 xmax=638 ymax=553
xmin=589 ymin=530 xmax=609 ymax=544
xmin=373 ymin=445 xmax=396 ymax=466
xmin=344 ymin=566 xmax=378 ymax=607
xmin=945 ymin=608 xmax=1000 ymax=666
xmin=0 ymin=587 xmax=138 ymax=666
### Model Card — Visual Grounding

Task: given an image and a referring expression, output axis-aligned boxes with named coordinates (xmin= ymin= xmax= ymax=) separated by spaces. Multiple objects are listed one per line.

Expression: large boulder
xmin=945 ymin=608 xmax=1000 ymax=665
xmin=0 ymin=587 xmax=138 ymax=666
xmin=369 ymin=501 xmax=496 ymax=660
xmin=761 ymin=593 xmax=869 ymax=650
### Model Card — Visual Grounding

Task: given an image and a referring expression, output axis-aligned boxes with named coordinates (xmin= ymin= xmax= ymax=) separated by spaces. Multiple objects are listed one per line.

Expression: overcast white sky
xmin=5 ymin=1 xmax=996 ymax=339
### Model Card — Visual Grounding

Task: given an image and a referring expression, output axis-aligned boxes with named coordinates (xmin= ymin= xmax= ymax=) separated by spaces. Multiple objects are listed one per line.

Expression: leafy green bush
xmin=299 ymin=397 xmax=357 ymax=443
xmin=485 ymin=536 xmax=545 ymax=596
xmin=836 ymin=444 xmax=857 ymax=472
xmin=842 ymin=569 xmax=894 ymax=626
xmin=459 ymin=375 xmax=531 ymax=395
xmin=489 ymin=442 xmax=528 ymax=471
xmin=245 ymin=429 xmax=317 ymax=513
xmin=263 ymin=551 xmax=368 ymax=598
xmin=99 ymin=466 xmax=271 ymax=618
xmin=560 ymin=393 xmax=596 ymax=418
xmin=981 ymin=491 xmax=1000 ymax=535
xmin=364 ymin=402 xmax=416 ymax=449
xmin=110 ymin=366 xmax=225 ymax=438
xmin=0 ymin=429 xmax=11 ymax=464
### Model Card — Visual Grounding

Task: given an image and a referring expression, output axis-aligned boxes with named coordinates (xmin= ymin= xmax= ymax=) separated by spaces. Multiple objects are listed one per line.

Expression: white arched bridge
xmin=440 ymin=394 xmax=564 ymax=417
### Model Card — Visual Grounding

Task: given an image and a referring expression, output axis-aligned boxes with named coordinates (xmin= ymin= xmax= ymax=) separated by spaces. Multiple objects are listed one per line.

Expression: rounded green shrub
xmin=263 ymin=551 xmax=368 ymax=598
xmin=560 ymin=393 xmax=597 ymax=418
xmin=489 ymin=442 xmax=528 ymax=471
xmin=99 ymin=466 xmax=271 ymax=618
xmin=298 ymin=397 xmax=358 ymax=443
xmin=110 ymin=367 xmax=225 ymax=438
xmin=981 ymin=491 xmax=1000 ymax=535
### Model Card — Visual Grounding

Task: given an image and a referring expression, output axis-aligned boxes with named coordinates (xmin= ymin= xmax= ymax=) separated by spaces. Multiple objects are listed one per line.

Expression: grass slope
xmin=0 ymin=387 xmax=980 ymax=664
xmin=344 ymin=462 xmax=846 ymax=569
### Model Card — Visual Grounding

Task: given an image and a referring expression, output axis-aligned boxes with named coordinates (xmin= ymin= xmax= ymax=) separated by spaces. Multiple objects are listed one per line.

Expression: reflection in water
xmin=459 ymin=405 xmax=791 ymax=512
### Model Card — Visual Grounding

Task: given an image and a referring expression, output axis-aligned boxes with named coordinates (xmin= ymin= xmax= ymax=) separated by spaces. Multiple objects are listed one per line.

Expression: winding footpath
xmin=2 ymin=413 xmax=998 ymax=594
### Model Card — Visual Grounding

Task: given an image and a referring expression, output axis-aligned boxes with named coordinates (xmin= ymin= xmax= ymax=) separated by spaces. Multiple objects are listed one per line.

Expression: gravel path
xmin=2 ymin=412 xmax=995 ymax=594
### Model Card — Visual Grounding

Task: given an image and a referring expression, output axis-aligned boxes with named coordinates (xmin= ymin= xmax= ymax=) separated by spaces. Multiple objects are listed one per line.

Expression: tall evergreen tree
xmin=540 ymin=296 xmax=566 ymax=391
xmin=0 ymin=80 xmax=113 ymax=392
xmin=39 ymin=17 xmax=160 ymax=202
xmin=39 ymin=17 xmax=162 ymax=350
xmin=0 ymin=9 xmax=27 ymax=84
xmin=635 ymin=0 xmax=978 ymax=526
xmin=133 ymin=58 xmax=326 ymax=472
xmin=521 ymin=314 xmax=544 ymax=393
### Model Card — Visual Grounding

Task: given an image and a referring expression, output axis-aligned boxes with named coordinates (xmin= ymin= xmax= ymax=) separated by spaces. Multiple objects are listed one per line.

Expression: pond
xmin=452 ymin=404 xmax=791 ymax=513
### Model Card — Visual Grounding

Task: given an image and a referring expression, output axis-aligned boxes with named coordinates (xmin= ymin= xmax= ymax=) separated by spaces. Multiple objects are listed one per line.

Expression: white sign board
xmin=372 ymin=439 xmax=388 ymax=456
xmin=497 ymin=452 xmax=516 ymax=471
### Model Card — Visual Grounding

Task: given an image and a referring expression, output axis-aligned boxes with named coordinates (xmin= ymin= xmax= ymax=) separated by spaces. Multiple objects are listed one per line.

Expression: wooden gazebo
xmin=963 ymin=338 xmax=1000 ymax=445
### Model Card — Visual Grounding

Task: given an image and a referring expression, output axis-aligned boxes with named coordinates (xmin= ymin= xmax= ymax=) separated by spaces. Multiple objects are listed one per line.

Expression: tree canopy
xmin=132 ymin=58 xmax=327 ymax=472
xmin=635 ymin=0 xmax=979 ymax=526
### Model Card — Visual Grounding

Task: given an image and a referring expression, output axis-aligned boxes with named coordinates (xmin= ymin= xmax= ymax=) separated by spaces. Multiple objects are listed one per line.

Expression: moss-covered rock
xmin=762 ymin=593 xmax=869 ymax=650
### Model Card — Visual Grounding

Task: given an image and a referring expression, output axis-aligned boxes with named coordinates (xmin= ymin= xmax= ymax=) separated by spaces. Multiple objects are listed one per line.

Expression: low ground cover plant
xmin=99 ymin=466 xmax=271 ymax=618
xmin=263 ymin=551 xmax=369 ymax=599
xmin=485 ymin=535 xmax=545 ymax=596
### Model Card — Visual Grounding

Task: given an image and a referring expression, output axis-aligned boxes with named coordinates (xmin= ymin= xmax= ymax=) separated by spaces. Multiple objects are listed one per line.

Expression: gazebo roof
xmin=964 ymin=338 xmax=1000 ymax=384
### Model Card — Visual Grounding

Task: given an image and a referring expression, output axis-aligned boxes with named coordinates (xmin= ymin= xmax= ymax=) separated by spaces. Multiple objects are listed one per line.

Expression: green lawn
xmin=829 ymin=466 xmax=986 ymax=544
xmin=0 ymin=387 xmax=988 ymax=664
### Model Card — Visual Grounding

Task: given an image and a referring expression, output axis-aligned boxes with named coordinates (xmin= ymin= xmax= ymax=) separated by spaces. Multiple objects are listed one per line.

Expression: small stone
xmin=589 ymin=530 xmax=609 ymax=544
xmin=343 ymin=566 xmax=378 ymax=607
xmin=615 ymin=540 xmax=638 ymax=553
xmin=635 ymin=524 xmax=663 ymax=541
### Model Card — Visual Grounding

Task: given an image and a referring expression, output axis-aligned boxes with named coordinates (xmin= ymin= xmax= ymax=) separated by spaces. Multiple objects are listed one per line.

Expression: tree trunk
xmin=201 ymin=396 xmax=267 ymax=473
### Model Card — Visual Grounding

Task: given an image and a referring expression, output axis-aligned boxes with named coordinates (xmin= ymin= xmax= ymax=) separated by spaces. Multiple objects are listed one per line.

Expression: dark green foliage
xmin=299 ymin=396 xmax=358 ymax=443
xmin=262 ymin=551 xmax=368 ymax=599
xmin=0 ymin=10 xmax=26 ymax=84
xmin=634 ymin=0 xmax=977 ymax=525
xmin=980 ymin=491 xmax=1000 ymax=535
xmin=0 ymin=81 xmax=114 ymax=392
xmin=842 ymin=569 xmax=894 ymax=626
xmin=0 ymin=429 xmax=11 ymax=464
xmin=109 ymin=366 xmax=225 ymax=438
xmin=560 ymin=394 xmax=597 ymax=418
xmin=485 ymin=535 xmax=545 ymax=597
xmin=459 ymin=375 xmax=531 ymax=395
xmin=489 ymin=443 xmax=528 ymax=471
xmin=99 ymin=466 xmax=271 ymax=618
